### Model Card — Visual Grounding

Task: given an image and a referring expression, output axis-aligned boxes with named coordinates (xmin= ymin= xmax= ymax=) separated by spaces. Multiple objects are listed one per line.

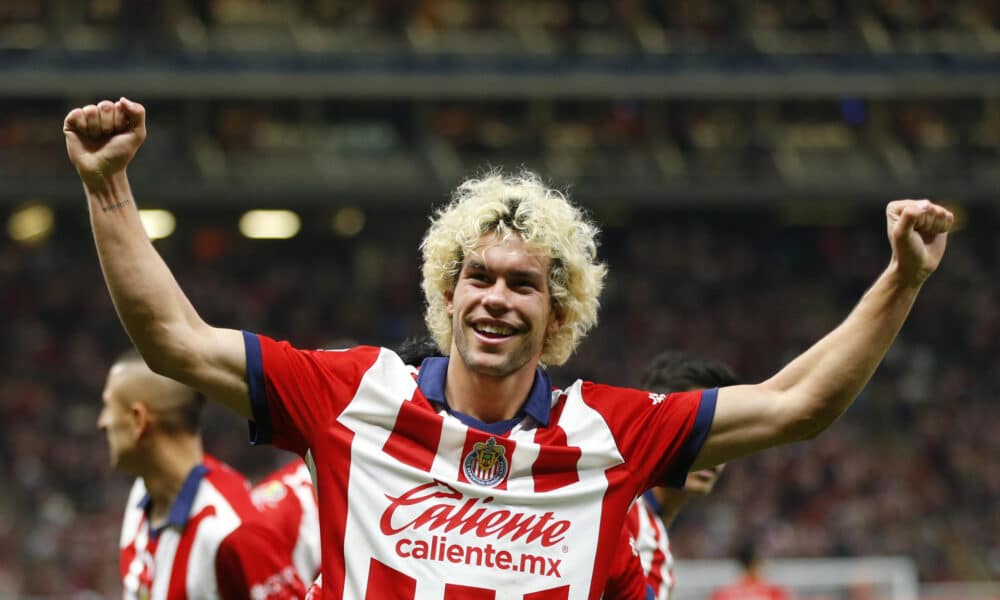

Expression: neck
xmin=658 ymin=494 xmax=688 ymax=527
xmin=652 ymin=487 xmax=691 ymax=527
xmin=444 ymin=358 xmax=538 ymax=423
xmin=140 ymin=433 xmax=203 ymax=527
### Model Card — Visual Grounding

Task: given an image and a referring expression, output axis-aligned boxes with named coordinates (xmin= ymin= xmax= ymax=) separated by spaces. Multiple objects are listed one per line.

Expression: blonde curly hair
xmin=420 ymin=171 xmax=607 ymax=367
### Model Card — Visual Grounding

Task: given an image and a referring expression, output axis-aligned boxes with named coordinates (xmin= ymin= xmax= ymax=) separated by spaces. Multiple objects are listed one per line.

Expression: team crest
xmin=462 ymin=437 xmax=509 ymax=487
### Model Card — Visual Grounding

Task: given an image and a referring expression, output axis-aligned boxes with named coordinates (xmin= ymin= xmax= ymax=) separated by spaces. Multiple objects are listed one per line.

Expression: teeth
xmin=476 ymin=324 xmax=514 ymax=336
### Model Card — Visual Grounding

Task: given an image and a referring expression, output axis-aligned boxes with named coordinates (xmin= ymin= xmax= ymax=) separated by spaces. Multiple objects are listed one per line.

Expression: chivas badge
xmin=462 ymin=437 xmax=509 ymax=487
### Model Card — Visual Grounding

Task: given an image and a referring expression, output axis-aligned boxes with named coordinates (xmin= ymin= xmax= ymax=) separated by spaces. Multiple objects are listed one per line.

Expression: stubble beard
xmin=454 ymin=324 xmax=535 ymax=379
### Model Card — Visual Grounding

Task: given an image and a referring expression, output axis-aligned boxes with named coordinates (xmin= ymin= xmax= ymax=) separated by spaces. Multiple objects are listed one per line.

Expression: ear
xmin=547 ymin=304 xmax=566 ymax=336
xmin=130 ymin=402 xmax=153 ymax=439
xmin=445 ymin=288 xmax=455 ymax=316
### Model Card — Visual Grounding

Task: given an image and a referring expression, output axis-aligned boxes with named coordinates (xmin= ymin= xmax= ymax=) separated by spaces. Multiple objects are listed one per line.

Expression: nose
xmin=482 ymin=278 xmax=512 ymax=312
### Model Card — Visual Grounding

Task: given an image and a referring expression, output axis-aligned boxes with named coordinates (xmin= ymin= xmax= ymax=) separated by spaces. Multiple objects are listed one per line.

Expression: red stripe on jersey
xmin=365 ymin=558 xmax=416 ymax=600
xmin=167 ymin=506 xmax=216 ymax=599
xmin=443 ymin=583 xmax=496 ymax=600
xmin=383 ymin=397 xmax=444 ymax=473
xmin=530 ymin=395 xmax=581 ymax=493
xmin=319 ymin=420 xmax=355 ymax=600
xmin=589 ymin=464 xmax=634 ymax=600
xmin=625 ymin=502 xmax=640 ymax=535
xmin=524 ymin=585 xmax=570 ymax=599
xmin=120 ymin=536 xmax=137 ymax=584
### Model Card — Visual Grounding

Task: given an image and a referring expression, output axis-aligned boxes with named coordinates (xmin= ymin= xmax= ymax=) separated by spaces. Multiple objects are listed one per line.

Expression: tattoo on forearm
xmin=101 ymin=199 xmax=132 ymax=212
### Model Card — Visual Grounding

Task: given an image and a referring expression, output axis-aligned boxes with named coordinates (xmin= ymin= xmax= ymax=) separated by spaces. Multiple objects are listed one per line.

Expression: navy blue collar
xmin=138 ymin=464 xmax=209 ymax=536
xmin=641 ymin=489 xmax=662 ymax=515
xmin=416 ymin=357 xmax=552 ymax=433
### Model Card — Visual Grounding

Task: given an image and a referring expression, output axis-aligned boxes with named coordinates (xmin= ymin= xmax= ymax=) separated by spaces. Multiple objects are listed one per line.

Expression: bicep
xmin=690 ymin=383 xmax=793 ymax=470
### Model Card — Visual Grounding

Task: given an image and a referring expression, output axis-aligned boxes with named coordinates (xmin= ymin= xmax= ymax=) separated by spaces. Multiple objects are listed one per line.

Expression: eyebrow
xmin=464 ymin=259 xmax=545 ymax=282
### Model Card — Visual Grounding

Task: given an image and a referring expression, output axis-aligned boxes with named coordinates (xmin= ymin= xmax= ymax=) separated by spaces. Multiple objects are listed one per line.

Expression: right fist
xmin=64 ymin=97 xmax=146 ymax=187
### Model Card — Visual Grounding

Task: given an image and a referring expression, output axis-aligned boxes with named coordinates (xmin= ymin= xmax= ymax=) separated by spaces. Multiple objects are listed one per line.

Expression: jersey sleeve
xmin=243 ymin=331 xmax=382 ymax=455
xmin=215 ymin=521 xmax=307 ymax=600
xmin=582 ymin=383 xmax=717 ymax=492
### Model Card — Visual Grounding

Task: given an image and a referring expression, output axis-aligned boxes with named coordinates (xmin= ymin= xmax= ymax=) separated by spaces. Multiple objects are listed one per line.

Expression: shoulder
xmin=201 ymin=462 xmax=261 ymax=517
xmin=555 ymin=379 xmax=675 ymax=425
xmin=257 ymin=335 xmax=385 ymax=370
xmin=218 ymin=517 xmax=286 ymax=553
xmin=571 ymin=380 xmax=665 ymax=407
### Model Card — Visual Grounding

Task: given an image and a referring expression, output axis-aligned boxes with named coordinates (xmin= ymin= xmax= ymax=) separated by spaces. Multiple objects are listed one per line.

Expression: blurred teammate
xmin=68 ymin=98 xmax=952 ymax=598
xmin=709 ymin=543 xmax=790 ymax=600
xmin=99 ymin=351 xmax=307 ymax=599
xmin=251 ymin=458 xmax=322 ymax=589
xmin=628 ymin=350 xmax=740 ymax=599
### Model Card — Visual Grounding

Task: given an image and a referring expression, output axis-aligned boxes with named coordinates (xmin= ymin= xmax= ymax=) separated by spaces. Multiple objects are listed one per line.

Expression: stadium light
xmin=239 ymin=210 xmax=301 ymax=240
xmin=332 ymin=207 xmax=365 ymax=238
xmin=7 ymin=202 xmax=54 ymax=246
xmin=139 ymin=209 xmax=176 ymax=240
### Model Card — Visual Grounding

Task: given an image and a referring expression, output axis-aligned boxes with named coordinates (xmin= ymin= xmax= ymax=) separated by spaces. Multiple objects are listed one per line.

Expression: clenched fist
xmin=64 ymin=97 xmax=146 ymax=190
xmin=886 ymin=199 xmax=954 ymax=286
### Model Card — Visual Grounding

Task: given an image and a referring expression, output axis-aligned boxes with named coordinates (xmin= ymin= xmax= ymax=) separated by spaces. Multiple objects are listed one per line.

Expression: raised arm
xmin=64 ymin=98 xmax=251 ymax=417
xmin=692 ymin=199 xmax=953 ymax=469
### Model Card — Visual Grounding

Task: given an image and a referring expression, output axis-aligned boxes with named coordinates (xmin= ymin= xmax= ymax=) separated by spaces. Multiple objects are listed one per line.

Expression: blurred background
xmin=1 ymin=0 xmax=999 ymax=598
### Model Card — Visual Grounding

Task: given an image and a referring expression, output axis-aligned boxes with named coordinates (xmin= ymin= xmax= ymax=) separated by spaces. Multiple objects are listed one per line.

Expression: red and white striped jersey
xmin=252 ymin=458 xmax=322 ymax=586
xmin=626 ymin=493 xmax=673 ymax=599
xmin=119 ymin=457 xmax=307 ymax=600
xmin=244 ymin=333 xmax=716 ymax=600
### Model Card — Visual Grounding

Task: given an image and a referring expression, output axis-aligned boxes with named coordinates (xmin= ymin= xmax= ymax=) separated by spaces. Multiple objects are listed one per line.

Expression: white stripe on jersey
xmin=556 ymin=380 xmax=625 ymax=471
xmin=121 ymin=480 xmax=147 ymax=549
xmin=282 ymin=464 xmax=322 ymax=585
xmin=150 ymin=530 xmax=179 ymax=600
xmin=335 ymin=350 xmax=420 ymax=599
xmin=184 ymin=480 xmax=242 ymax=598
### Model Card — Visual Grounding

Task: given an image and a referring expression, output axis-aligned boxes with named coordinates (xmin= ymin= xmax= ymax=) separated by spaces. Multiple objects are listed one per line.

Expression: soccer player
xmin=628 ymin=350 xmax=740 ymax=599
xmin=251 ymin=458 xmax=322 ymax=590
xmin=709 ymin=542 xmax=790 ymax=600
xmin=306 ymin=335 xmax=649 ymax=600
xmin=99 ymin=351 xmax=308 ymax=599
xmin=67 ymin=98 xmax=952 ymax=599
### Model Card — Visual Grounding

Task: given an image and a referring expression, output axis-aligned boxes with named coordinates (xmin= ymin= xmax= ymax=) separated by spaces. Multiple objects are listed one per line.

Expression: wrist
xmin=83 ymin=171 xmax=134 ymax=211
xmin=884 ymin=259 xmax=927 ymax=293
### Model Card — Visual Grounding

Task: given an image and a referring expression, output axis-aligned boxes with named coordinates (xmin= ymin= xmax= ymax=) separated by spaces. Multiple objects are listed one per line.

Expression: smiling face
xmin=445 ymin=234 xmax=562 ymax=379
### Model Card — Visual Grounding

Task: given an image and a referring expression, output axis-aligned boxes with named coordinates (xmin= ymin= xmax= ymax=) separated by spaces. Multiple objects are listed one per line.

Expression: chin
xmin=469 ymin=358 xmax=517 ymax=378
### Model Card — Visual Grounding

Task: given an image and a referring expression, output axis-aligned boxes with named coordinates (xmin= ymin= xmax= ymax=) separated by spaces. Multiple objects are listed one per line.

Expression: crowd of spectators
xmin=2 ymin=201 xmax=998 ymax=596
xmin=3 ymin=97 xmax=999 ymax=204
xmin=2 ymin=0 xmax=999 ymax=55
